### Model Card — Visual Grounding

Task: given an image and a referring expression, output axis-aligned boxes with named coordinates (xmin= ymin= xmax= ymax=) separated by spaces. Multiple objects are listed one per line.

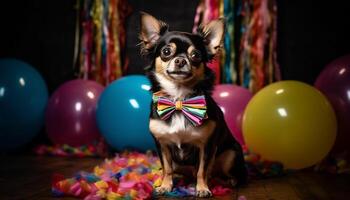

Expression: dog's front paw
xmin=196 ymin=188 xmax=212 ymax=198
xmin=155 ymin=186 xmax=172 ymax=195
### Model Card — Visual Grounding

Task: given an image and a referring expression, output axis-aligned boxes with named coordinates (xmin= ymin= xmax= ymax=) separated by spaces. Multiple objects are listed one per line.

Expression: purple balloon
xmin=315 ymin=55 xmax=350 ymax=155
xmin=212 ymin=84 xmax=253 ymax=145
xmin=45 ymin=80 xmax=104 ymax=146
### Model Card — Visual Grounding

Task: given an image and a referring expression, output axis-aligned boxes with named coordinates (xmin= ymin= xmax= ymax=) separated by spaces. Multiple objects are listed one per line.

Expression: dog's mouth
xmin=166 ymin=70 xmax=192 ymax=79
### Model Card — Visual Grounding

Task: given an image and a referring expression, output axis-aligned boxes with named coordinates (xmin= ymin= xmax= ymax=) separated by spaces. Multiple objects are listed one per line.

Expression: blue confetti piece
xmin=119 ymin=168 xmax=129 ymax=176
xmin=114 ymin=172 xmax=122 ymax=180
xmin=138 ymin=166 xmax=150 ymax=174
xmin=74 ymin=173 xmax=82 ymax=180
xmin=51 ymin=188 xmax=64 ymax=197
xmin=85 ymin=174 xmax=100 ymax=183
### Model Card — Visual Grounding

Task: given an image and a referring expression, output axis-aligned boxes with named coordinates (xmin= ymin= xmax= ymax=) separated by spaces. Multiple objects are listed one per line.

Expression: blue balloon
xmin=96 ymin=75 xmax=156 ymax=151
xmin=0 ymin=59 xmax=48 ymax=150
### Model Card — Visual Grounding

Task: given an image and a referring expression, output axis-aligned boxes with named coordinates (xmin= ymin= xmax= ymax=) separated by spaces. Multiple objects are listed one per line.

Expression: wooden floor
xmin=0 ymin=156 xmax=349 ymax=200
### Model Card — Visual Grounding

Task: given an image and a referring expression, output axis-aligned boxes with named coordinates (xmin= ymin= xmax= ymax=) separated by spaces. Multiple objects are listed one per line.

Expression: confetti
xmin=52 ymin=151 xmax=234 ymax=199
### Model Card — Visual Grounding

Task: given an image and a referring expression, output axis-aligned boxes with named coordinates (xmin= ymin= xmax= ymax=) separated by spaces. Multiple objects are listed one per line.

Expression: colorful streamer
xmin=239 ymin=0 xmax=280 ymax=93
xmin=77 ymin=0 xmax=131 ymax=85
xmin=314 ymin=153 xmax=350 ymax=174
xmin=35 ymin=143 xmax=107 ymax=158
xmin=193 ymin=0 xmax=222 ymax=84
xmin=193 ymin=0 xmax=281 ymax=93
xmin=222 ymin=0 xmax=236 ymax=83
xmin=243 ymin=146 xmax=287 ymax=178
xmin=34 ymin=139 xmax=108 ymax=158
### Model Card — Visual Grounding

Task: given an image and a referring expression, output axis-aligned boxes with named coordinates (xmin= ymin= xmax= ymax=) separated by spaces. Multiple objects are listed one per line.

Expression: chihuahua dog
xmin=139 ymin=12 xmax=247 ymax=197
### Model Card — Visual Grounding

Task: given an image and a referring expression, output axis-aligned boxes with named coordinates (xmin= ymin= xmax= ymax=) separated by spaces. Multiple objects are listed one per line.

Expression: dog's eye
xmin=190 ymin=50 xmax=202 ymax=62
xmin=161 ymin=47 xmax=173 ymax=57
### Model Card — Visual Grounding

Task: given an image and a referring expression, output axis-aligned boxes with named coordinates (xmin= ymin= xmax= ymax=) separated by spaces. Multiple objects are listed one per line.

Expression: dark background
xmin=1 ymin=0 xmax=350 ymax=149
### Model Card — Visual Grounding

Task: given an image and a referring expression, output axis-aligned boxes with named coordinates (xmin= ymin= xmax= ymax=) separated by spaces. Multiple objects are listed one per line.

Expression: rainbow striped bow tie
xmin=154 ymin=95 xmax=208 ymax=126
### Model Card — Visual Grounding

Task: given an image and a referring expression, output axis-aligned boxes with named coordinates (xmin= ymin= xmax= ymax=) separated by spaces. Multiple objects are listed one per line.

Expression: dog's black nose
xmin=174 ymin=57 xmax=187 ymax=68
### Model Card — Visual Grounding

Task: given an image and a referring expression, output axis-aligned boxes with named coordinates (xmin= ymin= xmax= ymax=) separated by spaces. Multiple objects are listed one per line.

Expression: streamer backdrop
xmin=193 ymin=0 xmax=281 ymax=92
xmin=77 ymin=0 xmax=132 ymax=85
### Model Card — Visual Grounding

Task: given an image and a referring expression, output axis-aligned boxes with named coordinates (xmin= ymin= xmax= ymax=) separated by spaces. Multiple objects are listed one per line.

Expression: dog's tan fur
xmin=150 ymin=119 xmax=217 ymax=196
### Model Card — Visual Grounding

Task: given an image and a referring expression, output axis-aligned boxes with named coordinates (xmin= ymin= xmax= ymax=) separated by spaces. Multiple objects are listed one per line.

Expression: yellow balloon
xmin=243 ymin=81 xmax=337 ymax=169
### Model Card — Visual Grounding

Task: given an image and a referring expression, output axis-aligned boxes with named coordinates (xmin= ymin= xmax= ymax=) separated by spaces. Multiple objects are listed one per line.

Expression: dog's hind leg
xmin=231 ymin=143 xmax=248 ymax=186
xmin=215 ymin=150 xmax=238 ymax=186
xmin=216 ymin=148 xmax=247 ymax=187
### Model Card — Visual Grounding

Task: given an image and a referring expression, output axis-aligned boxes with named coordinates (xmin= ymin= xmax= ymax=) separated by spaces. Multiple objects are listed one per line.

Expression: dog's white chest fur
xmin=149 ymin=115 xmax=216 ymax=148
xmin=167 ymin=113 xmax=188 ymax=134
xmin=149 ymin=114 xmax=200 ymax=145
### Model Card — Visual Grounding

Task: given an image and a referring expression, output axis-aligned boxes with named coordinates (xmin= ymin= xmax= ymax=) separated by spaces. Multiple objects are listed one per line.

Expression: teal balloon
xmin=0 ymin=59 xmax=48 ymax=150
xmin=96 ymin=75 xmax=156 ymax=151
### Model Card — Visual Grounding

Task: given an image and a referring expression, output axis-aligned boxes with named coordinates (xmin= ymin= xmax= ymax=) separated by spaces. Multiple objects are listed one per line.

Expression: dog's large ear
xmin=197 ymin=18 xmax=225 ymax=57
xmin=139 ymin=12 xmax=168 ymax=56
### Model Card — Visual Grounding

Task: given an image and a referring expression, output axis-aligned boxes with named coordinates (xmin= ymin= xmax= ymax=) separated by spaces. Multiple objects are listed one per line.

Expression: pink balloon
xmin=45 ymin=80 xmax=104 ymax=146
xmin=212 ymin=84 xmax=253 ymax=145
xmin=315 ymin=55 xmax=350 ymax=156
